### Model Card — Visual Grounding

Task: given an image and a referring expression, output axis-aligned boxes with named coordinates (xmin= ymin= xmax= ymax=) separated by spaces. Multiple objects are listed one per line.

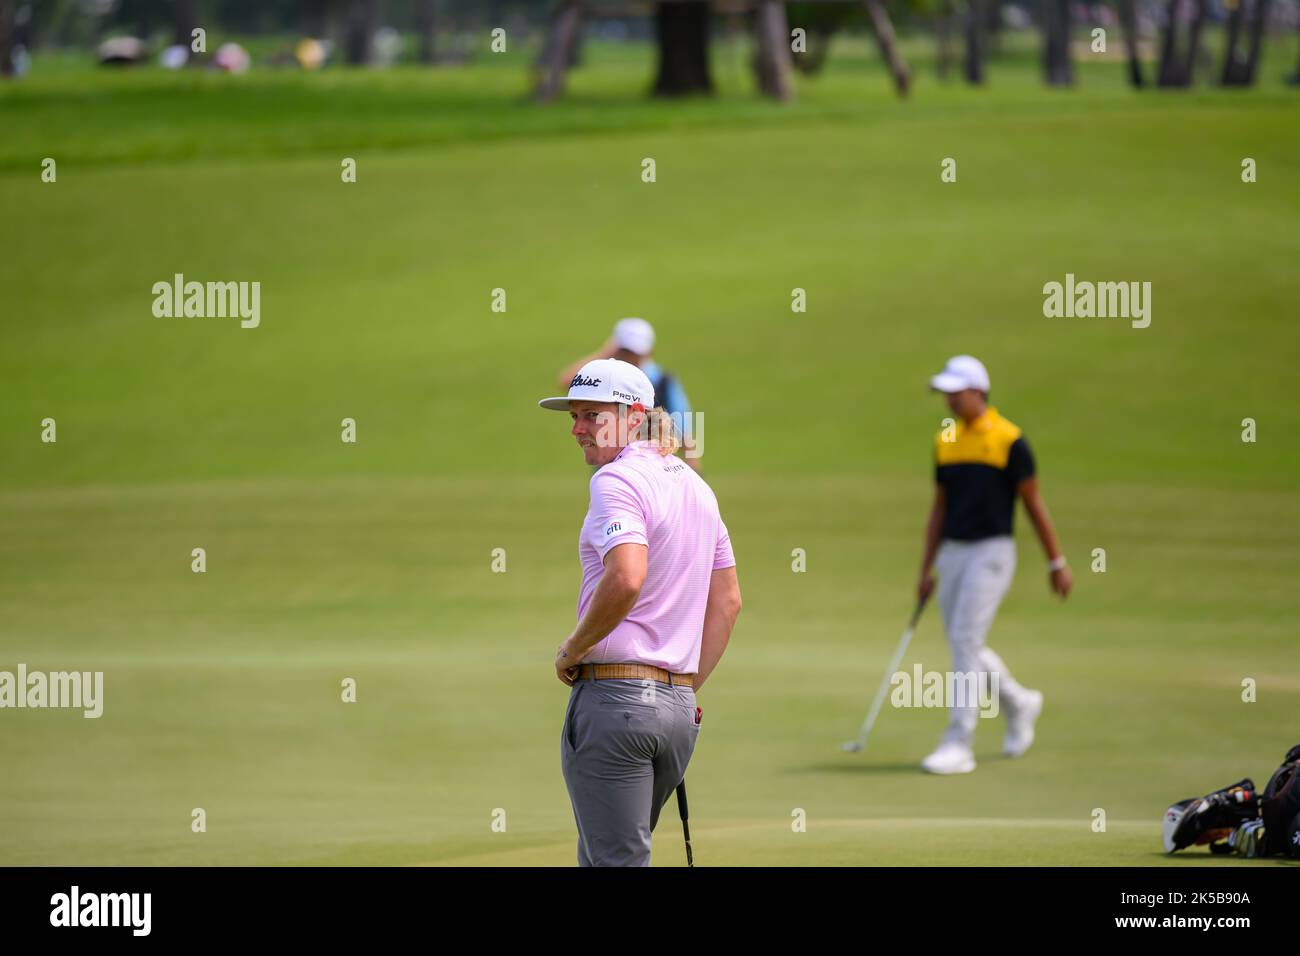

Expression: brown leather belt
xmin=575 ymin=663 xmax=694 ymax=689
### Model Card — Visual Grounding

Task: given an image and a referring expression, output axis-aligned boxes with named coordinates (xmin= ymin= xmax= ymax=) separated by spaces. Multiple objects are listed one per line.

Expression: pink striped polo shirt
xmin=577 ymin=441 xmax=735 ymax=674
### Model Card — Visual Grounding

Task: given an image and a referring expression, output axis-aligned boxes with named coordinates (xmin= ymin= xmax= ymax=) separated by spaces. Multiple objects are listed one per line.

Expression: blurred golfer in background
xmin=917 ymin=355 xmax=1071 ymax=775
xmin=539 ymin=358 xmax=740 ymax=866
xmin=558 ymin=318 xmax=701 ymax=471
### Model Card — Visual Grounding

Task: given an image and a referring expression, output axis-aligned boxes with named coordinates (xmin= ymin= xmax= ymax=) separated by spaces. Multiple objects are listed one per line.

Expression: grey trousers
xmin=935 ymin=535 xmax=1031 ymax=747
xmin=560 ymin=677 xmax=700 ymax=867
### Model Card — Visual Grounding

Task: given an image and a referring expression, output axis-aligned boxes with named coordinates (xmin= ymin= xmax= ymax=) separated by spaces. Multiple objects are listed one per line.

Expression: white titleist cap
xmin=930 ymin=355 xmax=991 ymax=394
xmin=539 ymin=358 xmax=655 ymax=412
xmin=612 ymin=317 xmax=655 ymax=356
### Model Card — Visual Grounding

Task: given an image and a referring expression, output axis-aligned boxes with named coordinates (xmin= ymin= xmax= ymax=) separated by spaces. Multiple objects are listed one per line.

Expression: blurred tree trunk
xmin=1243 ymin=0 xmax=1270 ymax=83
xmin=963 ymin=0 xmax=985 ymax=84
xmin=1042 ymin=0 xmax=1073 ymax=86
xmin=568 ymin=17 xmax=585 ymax=67
xmin=1184 ymin=0 xmax=1206 ymax=83
xmin=1221 ymin=0 xmax=1245 ymax=82
xmin=0 ymin=0 xmax=14 ymax=78
xmin=861 ymin=0 xmax=910 ymax=95
xmin=753 ymin=0 xmax=793 ymax=100
xmin=345 ymin=0 xmax=379 ymax=65
xmin=417 ymin=0 xmax=439 ymax=64
xmin=653 ymin=1 xmax=713 ymax=96
xmin=1223 ymin=0 xmax=1269 ymax=84
xmin=1117 ymin=0 xmax=1144 ymax=86
xmin=1156 ymin=0 xmax=1179 ymax=85
xmin=1158 ymin=0 xmax=1206 ymax=86
xmin=935 ymin=0 xmax=954 ymax=81
xmin=535 ymin=0 xmax=582 ymax=101
xmin=984 ymin=0 xmax=1002 ymax=56
xmin=173 ymin=0 xmax=198 ymax=47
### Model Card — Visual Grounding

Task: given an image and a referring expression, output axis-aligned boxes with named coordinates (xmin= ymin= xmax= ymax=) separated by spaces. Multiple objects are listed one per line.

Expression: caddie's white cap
xmin=929 ymin=355 xmax=991 ymax=394
xmin=538 ymin=358 xmax=655 ymax=412
xmin=612 ymin=317 xmax=655 ymax=356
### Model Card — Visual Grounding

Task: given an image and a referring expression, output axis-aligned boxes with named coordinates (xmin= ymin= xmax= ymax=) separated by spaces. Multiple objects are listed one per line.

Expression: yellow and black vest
xmin=933 ymin=408 xmax=1035 ymax=541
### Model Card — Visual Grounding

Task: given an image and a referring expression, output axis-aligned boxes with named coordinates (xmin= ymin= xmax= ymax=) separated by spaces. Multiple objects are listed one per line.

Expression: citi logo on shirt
xmin=570 ymin=374 xmax=602 ymax=388
xmin=605 ymin=522 xmax=622 ymax=536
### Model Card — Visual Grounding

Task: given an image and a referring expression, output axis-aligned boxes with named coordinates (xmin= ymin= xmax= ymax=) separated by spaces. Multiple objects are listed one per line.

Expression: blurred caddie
xmin=557 ymin=318 xmax=701 ymax=470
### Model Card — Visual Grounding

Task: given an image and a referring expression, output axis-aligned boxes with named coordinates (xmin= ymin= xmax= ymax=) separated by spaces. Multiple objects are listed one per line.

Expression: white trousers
xmin=935 ymin=535 xmax=1031 ymax=748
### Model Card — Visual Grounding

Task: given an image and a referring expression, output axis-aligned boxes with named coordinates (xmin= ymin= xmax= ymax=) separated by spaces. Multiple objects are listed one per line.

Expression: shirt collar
xmin=967 ymin=407 xmax=999 ymax=434
xmin=613 ymin=440 xmax=653 ymax=462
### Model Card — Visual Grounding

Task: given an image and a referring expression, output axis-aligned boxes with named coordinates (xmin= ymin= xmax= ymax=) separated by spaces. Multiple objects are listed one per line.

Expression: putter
xmin=841 ymin=596 xmax=930 ymax=753
xmin=675 ymin=779 xmax=693 ymax=867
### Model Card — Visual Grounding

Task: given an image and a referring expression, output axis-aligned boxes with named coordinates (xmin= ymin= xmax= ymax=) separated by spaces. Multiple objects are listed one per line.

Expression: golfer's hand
xmin=1049 ymin=566 xmax=1073 ymax=599
xmin=917 ymin=570 xmax=936 ymax=605
xmin=555 ymin=642 xmax=581 ymax=685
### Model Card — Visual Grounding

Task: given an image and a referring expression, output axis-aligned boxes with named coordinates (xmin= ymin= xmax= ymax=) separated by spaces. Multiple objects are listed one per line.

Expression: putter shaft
xmin=845 ymin=598 xmax=929 ymax=752
xmin=676 ymin=780 xmax=693 ymax=867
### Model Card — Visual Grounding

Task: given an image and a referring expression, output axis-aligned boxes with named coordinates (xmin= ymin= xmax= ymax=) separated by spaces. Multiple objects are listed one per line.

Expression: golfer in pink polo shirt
xmin=539 ymin=358 xmax=742 ymax=867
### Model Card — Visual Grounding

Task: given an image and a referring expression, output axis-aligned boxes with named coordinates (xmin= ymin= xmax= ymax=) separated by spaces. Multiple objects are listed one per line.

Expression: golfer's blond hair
xmin=621 ymin=404 xmax=679 ymax=457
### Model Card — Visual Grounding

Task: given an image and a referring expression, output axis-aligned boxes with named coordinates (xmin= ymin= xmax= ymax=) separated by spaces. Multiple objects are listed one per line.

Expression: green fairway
xmin=2 ymin=40 xmax=1298 ymax=866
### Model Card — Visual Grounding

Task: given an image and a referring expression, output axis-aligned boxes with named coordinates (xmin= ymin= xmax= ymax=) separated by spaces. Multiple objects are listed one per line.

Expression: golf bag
xmin=1162 ymin=743 xmax=1300 ymax=858
xmin=1163 ymin=780 xmax=1257 ymax=854
xmin=1260 ymin=743 xmax=1300 ymax=858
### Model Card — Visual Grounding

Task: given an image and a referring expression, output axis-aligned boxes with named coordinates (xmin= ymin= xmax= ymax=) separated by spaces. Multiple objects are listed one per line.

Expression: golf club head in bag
xmin=1162 ymin=799 xmax=1196 ymax=853
xmin=1165 ymin=779 xmax=1258 ymax=854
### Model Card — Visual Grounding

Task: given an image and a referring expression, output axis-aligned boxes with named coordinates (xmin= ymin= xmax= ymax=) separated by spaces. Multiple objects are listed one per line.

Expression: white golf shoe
xmin=1003 ymin=689 xmax=1043 ymax=758
xmin=921 ymin=742 xmax=976 ymax=775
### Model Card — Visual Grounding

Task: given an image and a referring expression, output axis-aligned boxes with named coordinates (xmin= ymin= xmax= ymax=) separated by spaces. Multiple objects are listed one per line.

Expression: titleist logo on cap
xmin=570 ymin=374 xmax=601 ymax=388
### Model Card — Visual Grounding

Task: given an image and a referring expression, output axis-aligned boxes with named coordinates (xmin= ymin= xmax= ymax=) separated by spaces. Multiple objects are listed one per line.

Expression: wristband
xmin=1047 ymin=556 xmax=1068 ymax=572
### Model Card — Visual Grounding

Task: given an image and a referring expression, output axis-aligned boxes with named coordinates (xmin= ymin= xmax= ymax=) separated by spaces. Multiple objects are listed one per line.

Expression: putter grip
xmin=676 ymin=781 xmax=689 ymax=820
xmin=911 ymin=594 xmax=930 ymax=629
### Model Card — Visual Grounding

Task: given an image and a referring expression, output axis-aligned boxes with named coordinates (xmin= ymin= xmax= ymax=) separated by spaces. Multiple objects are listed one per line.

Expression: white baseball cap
xmin=929 ymin=355 xmax=991 ymax=394
xmin=538 ymin=358 xmax=656 ymax=412
xmin=612 ymin=317 xmax=655 ymax=356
